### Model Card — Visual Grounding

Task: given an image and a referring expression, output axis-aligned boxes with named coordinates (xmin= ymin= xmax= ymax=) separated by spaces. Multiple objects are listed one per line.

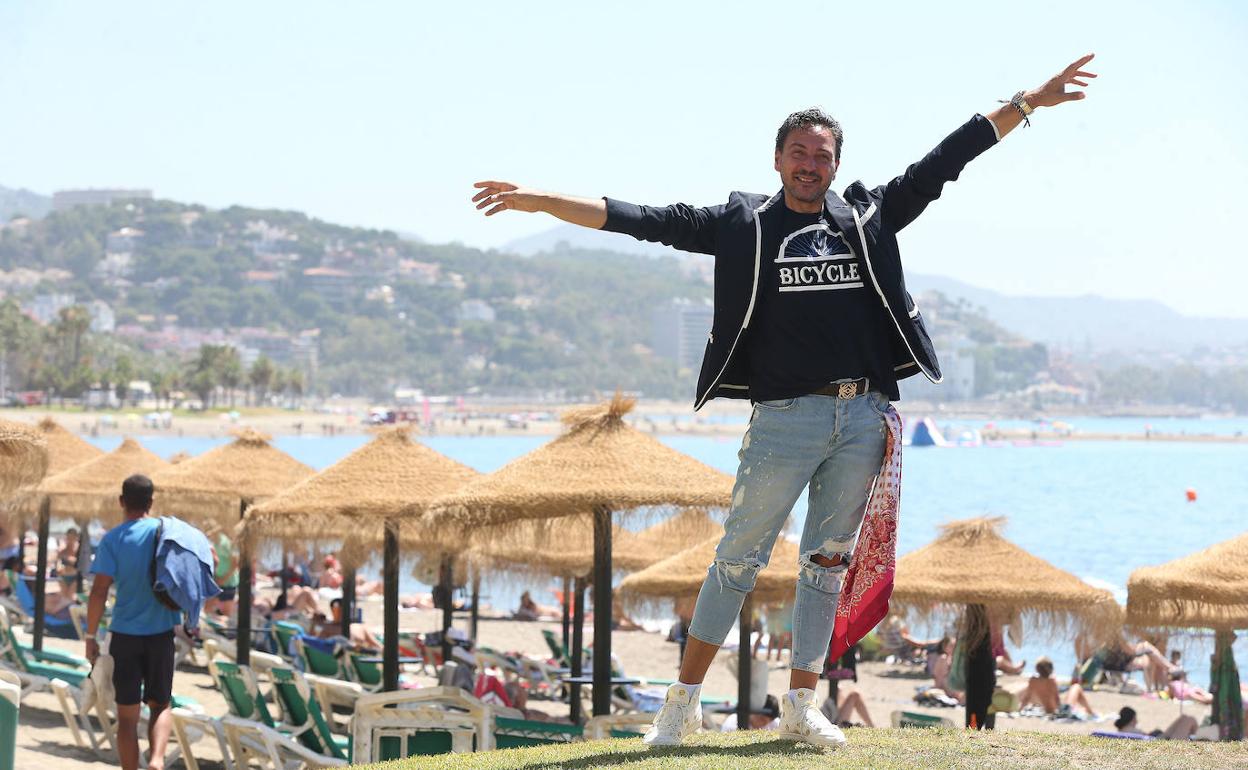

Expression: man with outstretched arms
xmin=473 ymin=55 xmax=1096 ymax=749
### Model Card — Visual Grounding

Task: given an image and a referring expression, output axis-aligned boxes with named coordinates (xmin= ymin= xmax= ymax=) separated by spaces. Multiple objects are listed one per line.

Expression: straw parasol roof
xmin=244 ymin=427 xmax=478 ymax=559
xmin=0 ymin=419 xmax=48 ymax=497
xmin=892 ymin=517 xmax=1121 ymax=639
xmin=618 ymin=535 xmax=799 ymax=610
xmin=168 ymin=451 xmax=192 ymax=465
xmin=151 ymin=429 xmax=313 ymax=523
xmin=1126 ymin=532 xmax=1248 ymax=630
xmin=35 ymin=418 xmax=104 ymax=477
xmin=38 ymin=437 xmax=169 ymax=522
xmin=630 ymin=508 xmax=723 ymax=565
xmin=470 ymin=514 xmax=652 ymax=578
xmin=424 ymin=395 xmax=734 ymax=539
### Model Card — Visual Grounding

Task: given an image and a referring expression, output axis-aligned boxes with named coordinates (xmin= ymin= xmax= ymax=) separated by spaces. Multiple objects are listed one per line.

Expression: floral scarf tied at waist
xmin=829 ymin=405 xmax=903 ymax=661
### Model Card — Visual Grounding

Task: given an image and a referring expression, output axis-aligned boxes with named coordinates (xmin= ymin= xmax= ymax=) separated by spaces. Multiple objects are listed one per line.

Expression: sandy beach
xmin=10 ymin=593 xmax=1211 ymax=770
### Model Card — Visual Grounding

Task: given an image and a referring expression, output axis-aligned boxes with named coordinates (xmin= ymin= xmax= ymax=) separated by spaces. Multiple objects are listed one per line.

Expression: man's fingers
xmin=484 ymin=202 xmax=509 ymax=216
xmin=471 ymin=189 xmax=494 ymax=203
xmin=1073 ymin=70 xmax=1097 ymax=79
xmin=1062 ymin=91 xmax=1087 ymax=102
xmin=1070 ymin=78 xmax=1089 ymax=87
xmin=1066 ymin=53 xmax=1095 ymax=72
xmin=474 ymin=180 xmax=513 ymax=190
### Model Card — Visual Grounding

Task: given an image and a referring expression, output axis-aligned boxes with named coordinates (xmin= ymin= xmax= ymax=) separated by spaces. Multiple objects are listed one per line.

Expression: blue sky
xmin=2 ymin=1 xmax=1245 ymax=316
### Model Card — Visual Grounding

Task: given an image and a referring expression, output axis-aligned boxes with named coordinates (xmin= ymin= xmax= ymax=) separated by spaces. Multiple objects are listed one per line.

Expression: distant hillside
xmin=503 ymin=223 xmax=679 ymax=258
xmin=0 ymin=185 xmax=52 ymax=221
xmin=905 ymin=274 xmax=1248 ymax=354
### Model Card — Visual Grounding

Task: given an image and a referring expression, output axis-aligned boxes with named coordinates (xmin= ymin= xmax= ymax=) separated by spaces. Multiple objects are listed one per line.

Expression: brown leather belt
xmin=811 ymin=378 xmax=871 ymax=399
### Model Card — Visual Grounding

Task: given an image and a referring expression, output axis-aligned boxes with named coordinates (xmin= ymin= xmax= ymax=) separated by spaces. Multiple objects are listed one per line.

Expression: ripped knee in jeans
xmin=798 ymin=548 xmax=850 ymax=594
xmin=711 ymin=559 xmax=761 ymax=594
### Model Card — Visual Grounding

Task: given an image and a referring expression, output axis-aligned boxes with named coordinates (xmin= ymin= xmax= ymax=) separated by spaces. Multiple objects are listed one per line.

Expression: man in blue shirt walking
xmin=86 ymin=474 xmax=182 ymax=770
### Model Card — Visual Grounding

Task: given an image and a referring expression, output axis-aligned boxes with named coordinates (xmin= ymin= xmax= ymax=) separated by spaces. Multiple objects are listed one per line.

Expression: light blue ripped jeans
xmin=687 ymin=390 xmax=889 ymax=673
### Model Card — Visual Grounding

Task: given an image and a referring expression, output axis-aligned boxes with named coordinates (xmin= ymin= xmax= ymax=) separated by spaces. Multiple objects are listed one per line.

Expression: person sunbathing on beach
xmin=1102 ymin=635 xmax=1182 ymax=678
xmin=990 ymin=616 xmax=1026 ymax=675
xmin=929 ymin=636 xmax=965 ymax=705
xmin=513 ymin=590 xmax=559 ymax=621
xmin=1016 ymin=657 xmax=1094 ymax=716
xmin=1167 ymin=670 xmax=1213 ymax=705
xmin=1108 ymin=706 xmax=1197 ymax=740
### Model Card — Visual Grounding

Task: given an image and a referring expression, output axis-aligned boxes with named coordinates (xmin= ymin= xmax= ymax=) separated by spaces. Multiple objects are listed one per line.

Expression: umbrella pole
xmin=76 ymin=523 xmax=90 ymax=594
xmin=341 ymin=568 xmax=355 ymax=638
xmin=591 ymin=505 xmax=612 ymax=717
xmin=237 ymin=499 xmax=252 ymax=667
xmin=32 ymin=497 xmax=50 ymax=652
xmin=470 ymin=574 xmax=480 ymax=643
xmin=383 ymin=521 xmax=400 ymax=692
xmin=439 ymin=555 xmax=454 ymax=664
xmin=280 ymin=544 xmax=289 ymax=608
xmin=737 ymin=593 xmax=753 ymax=730
xmin=570 ymin=576 xmax=585 ymax=724
xmin=561 ymin=575 xmax=571 ymax=655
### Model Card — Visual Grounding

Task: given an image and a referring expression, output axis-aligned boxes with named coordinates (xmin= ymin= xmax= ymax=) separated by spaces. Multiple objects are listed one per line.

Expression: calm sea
xmin=82 ymin=415 xmax=1248 ymax=686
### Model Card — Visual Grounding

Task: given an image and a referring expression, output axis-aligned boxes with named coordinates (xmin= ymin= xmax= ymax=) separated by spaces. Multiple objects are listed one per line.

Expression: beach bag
xmin=947 ymin=642 xmax=968 ymax=693
xmin=149 ymin=518 xmax=182 ymax=612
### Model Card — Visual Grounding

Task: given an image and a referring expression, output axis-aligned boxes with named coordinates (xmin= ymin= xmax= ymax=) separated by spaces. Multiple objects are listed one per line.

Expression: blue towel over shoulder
xmin=153 ymin=517 xmax=220 ymax=630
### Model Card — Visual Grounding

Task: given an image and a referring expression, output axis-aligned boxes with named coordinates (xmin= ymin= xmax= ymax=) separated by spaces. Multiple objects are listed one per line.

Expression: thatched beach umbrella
xmin=29 ymin=437 xmax=168 ymax=649
xmin=1127 ymin=532 xmax=1248 ymax=740
xmin=245 ymin=427 xmax=478 ymax=689
xmin=629 ymin=508 xmax=723 ymax=565
xmin=151 ymin=429 xmax=313 ymax=665
xmin=38 ymin=438 xmax=168 ymax=524
xmin=426 ymin=395 xmax=733 ymax=718
xmin=0 ymin=420 xmax=48 ymax=498
xmin=893 ymin=517 xmax=1120 ymax=729
xmin=620 ymin=535 xmax=799 ymax=730
xmin=34 ymin=418 xmax=104 ymax=478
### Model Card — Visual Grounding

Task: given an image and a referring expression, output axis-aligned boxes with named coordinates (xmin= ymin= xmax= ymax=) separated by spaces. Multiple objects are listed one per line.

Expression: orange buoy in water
xmin=1186 ymin=488 xmax=1198 ymax=502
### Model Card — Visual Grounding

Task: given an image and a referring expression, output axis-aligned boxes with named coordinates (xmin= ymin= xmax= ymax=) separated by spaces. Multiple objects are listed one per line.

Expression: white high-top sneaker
xmin=642 ymin=683 xmax=702 ymax=746
xmin=778 ymin=688 xmax=847 ymax=748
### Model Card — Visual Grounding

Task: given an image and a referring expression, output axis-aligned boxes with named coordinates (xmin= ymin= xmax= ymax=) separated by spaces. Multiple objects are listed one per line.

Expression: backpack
xmin=150 ymin=518 xmax=182 ymax=612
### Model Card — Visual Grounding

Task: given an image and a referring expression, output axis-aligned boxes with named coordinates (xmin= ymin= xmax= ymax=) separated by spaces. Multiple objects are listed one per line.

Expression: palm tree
xmin=249 ymin=356 xmax=276 ymax=407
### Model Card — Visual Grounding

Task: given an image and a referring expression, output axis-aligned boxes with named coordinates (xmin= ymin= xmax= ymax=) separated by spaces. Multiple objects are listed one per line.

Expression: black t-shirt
xmin=745 ymin=204 xmax=900 ymax=401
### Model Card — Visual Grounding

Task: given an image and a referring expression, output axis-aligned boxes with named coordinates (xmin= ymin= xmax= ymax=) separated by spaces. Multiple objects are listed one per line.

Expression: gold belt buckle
xmin=837 ymin=382 xmax=857 ymax=399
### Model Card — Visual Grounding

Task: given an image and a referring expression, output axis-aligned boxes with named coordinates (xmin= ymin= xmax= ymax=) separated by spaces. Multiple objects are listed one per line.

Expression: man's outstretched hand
xmin=470 ymin=181 xmax=608 ymax=229
xmin=1027 ymin=54 xmax=1097 ymax=108
xmin=472 ymin=181 xmax=547 ymax=216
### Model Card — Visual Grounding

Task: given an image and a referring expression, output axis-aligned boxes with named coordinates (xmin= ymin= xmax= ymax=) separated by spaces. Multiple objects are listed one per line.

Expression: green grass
xmin=358 ymin=729 xmax=1248 ymax=770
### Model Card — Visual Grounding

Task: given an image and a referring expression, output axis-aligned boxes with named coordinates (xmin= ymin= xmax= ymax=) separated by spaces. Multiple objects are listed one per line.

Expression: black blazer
xmin=603 ymin=114 xmax=1000 ymax=410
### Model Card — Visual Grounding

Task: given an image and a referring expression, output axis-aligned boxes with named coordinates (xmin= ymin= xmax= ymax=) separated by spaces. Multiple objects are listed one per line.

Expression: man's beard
xmin=785 ymin=175 xmax=831 ymax=204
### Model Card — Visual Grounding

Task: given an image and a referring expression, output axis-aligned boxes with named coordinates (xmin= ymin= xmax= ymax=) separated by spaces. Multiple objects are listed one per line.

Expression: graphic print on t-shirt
xmin=775 ymin=222 xmax=863 ymax=292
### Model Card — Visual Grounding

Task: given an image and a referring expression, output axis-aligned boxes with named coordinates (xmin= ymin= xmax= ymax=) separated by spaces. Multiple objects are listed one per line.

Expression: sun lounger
xmin=294 ymin=634 xmax=348 ymax=679
xmin=349 ymin=687 xmax=490 ymax=761
xmin=51 ymin=653 xmax=202 ymax=764
xmin=211 ymin=660 xmax=284 ymax=729
xmin=0 ymin=610 xmax=90 ymax=686
xmin=9 ymin=572 xmax=80 ymax=639
xmin=891 ymin=710 xmax=956 ymax=728
xmin=170 ymin=706 xmax=236 ymax=770
xmin=583 ymin=713 xmax=654 ymax=740
xmin=0 ymin=670 xmax=21 ymax=770
xmin=221 ymin=716 xmax=347 ymax=769
xmin=267 ymin=666 xmax=352 ymax=761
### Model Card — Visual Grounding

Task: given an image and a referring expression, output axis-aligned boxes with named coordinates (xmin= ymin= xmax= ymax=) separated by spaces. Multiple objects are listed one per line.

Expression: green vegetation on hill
xmin=1 ymin=199 xmax=709 ymax=399
xmin=359 ymin=729 xmax=1244 ymax=770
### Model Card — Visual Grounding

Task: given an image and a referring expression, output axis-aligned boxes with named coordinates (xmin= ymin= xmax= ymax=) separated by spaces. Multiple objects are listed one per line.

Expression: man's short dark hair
xmin=121 ymin=474 xmax=154 ymax=512
xmin=775 ymin=108 xmax=844 ymax=162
